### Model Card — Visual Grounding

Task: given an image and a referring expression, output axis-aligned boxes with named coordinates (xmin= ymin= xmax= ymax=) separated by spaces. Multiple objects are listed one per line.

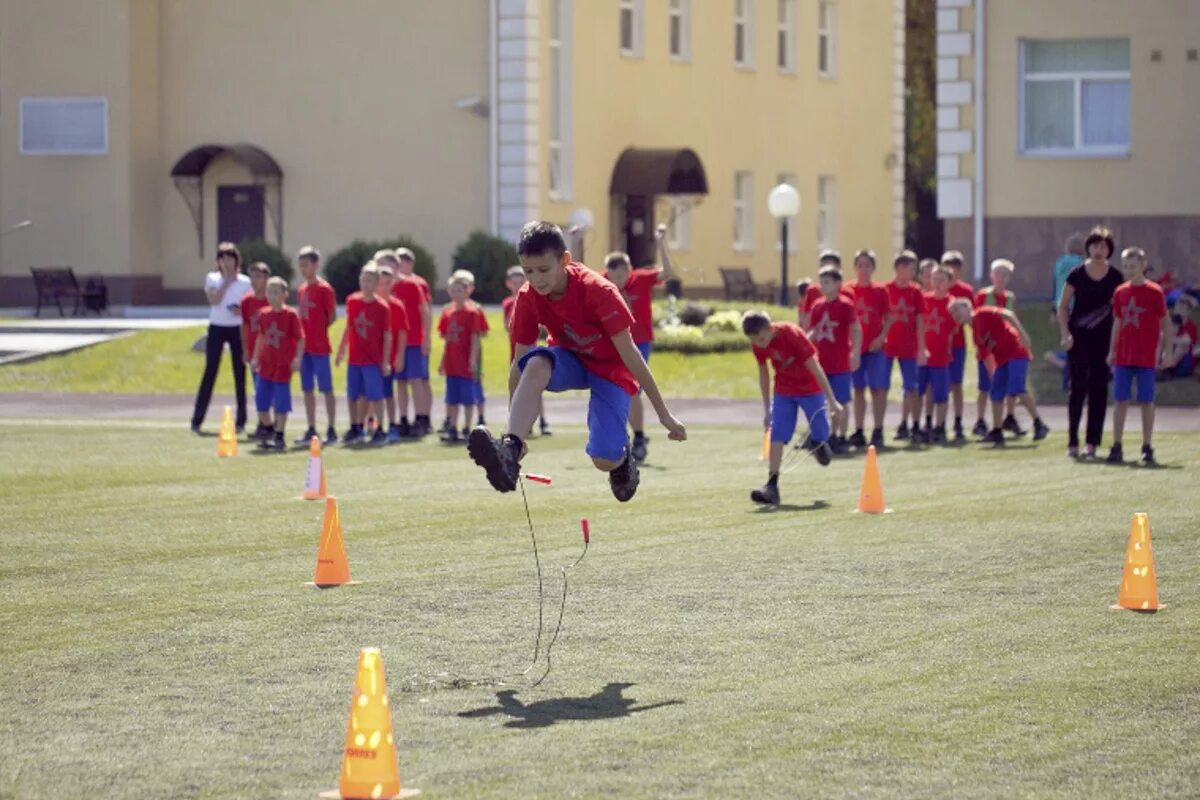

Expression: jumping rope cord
xmin=778 ymin=405 xmax=835 ymax=475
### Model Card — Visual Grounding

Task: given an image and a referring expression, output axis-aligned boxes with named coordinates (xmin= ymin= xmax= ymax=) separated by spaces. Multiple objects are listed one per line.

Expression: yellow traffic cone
xmin=216 ymin=405 xmax=238 ymax=458
xmin=1112 ymin=512 xmax=1163 ymax=612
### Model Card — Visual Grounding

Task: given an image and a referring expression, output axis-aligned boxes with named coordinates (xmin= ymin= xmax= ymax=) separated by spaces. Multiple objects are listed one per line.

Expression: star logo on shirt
xmin=445 ymin=319 xmax=463 ymax=344
xmin=353 ymin=311 xmax=374 ymax=340
xmin=561 ymin=322 xmax=601 ymax=352
xmin=772 ymin=353 xmax=796 ymax=371
xmin=925 ymin=310 xmax=944 ymax=335
xmin=892 ymin=298 xmax=913 ymax=326
xmin=855 ymin=298 xmax=874 ymax=327
xmin=1120 ymin=298 xmax=1145 ymax=329
xmin=262 ymin=321 xmax=284 ymax=350
xmin=298 ymin=291 xmax=313 ymax=321
xmin=811 ymin=314 xmax=839 ymax=343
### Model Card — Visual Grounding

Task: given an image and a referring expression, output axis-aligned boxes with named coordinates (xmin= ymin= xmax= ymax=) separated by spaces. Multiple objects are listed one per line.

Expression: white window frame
xmin=1018 ymin=38 xmax=1131 ymax=158
xmin=733 ymin=171 xmax=755 ymax=252
xmin=777 ymin=0 xmax=797 ymax=74
xmin=816 ymin=175 xmax=836 ymax=251
xmin=774 ymin=174 xmax=798 ymax=251
xmin=818 ymin=1 xmax=836 ymax=78
xmin=19 ymin=97 xmax=109 ymax=155
xmin=668 ymin=0 xmax=692 ymax=63
xmin=619 ymin=0 xmax=645 ymax=59
xmin=734 ymin=0 xmax=755 ymax=70
xmin=666 ymin=196 xmax=692 ymax=252
xmin=548 ymin=0 xmax=573 ymax=199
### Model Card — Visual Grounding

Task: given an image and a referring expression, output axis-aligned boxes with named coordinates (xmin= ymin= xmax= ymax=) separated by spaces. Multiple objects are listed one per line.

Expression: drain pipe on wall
xmin=973 ymin=0 xmax=986 ymax=282
xmin=488 ymin=0 xmax=499 ymax=236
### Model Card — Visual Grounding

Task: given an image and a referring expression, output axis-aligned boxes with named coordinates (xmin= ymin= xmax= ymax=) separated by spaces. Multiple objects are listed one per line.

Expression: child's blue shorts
xmin=852 ymin=351 xmax=889 ymax=390
xmin=636 ymin=341 xmax=652 ymax=361
xmin=1113 ymin=365 xmax=1156 ymax=404
xmin=887 ymin=357 xmax=919 ymax=393
xmin=827 ymin=372 xmax=852 ymax=405
xmin=397 ymin=345 xmax=429 ymax=381
xmin=300 ymin=354 xmax=333 ymax=393
xmin=950 ymin=346 xmax=967 ymax=385
xmin=771 ymin=393 xmax=831 ymax=445
xmin=445 ymin=375 xmax=485 ymax=406
xmin=977 ymin=359 xmax=992 ymax=393
xmin=381 ymin=372 xmax=394 ymax=398
xmin=989 ymin=358 xmax=1030 ymax=401
xmin=254 ymin=375 xmax=292 ymax=414
xmin=518 ymin=346 xmax=631 ymax=462
xmin=347 ymin=364 xmax=385 ymax=402
xmin=917 ymin=364 xmax=931 ymax=395
xmin=926 ymin=365 xmax=950 ymax=404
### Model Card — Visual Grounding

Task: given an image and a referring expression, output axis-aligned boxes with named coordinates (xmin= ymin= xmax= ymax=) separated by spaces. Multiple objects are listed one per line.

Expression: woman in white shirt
xmin=190 ymin=242 xmax=252 ymax=432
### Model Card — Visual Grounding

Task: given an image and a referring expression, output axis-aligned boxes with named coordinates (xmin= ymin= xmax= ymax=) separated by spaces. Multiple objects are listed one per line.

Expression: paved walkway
xmin=0 ymin=318 xmax=200 ymax=365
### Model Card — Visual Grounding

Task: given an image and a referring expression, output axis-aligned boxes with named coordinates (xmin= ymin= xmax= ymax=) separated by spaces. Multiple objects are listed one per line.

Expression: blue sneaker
xmin=387 ymin=425 xmax=402 ymax=444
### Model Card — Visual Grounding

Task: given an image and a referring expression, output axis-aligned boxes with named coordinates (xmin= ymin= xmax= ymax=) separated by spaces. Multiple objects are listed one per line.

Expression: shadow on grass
xmin=1073 ymin=458 xmax=1185 ymax=471
xmin=457 ymin=682 xmax=683 ymax=729
xmin=752 ymin=499 xmax=830 ymax=513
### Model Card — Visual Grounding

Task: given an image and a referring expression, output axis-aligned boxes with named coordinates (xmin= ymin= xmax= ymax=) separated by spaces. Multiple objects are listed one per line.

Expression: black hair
xmin=741 ymin=310 xmax=772 ymax=336
xmin=818 ymin=265 xmax=843 ymax=282
xmin=853 ymin=249 xmax=877 ymax=267
xmin=1084 ymin=225 xmax=1115 ymax=259
xmin=517 ymin=221 xmax=567 ymax=258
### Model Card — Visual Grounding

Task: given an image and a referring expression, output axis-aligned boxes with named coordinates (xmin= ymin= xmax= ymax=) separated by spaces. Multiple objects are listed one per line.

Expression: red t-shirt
xmin=970 ymin=306 xmax=1030 ymax=367
xmin=254 ymin=307 xmax=304 ymax=383
xmin=801 ymin=283 xmax=854 ymax=314
xmin=850 ymin=281 xmax=890 ymax=349
xmin=1112 ymin=281 xmax=1168 ymax=368
xmin=439 ymin=302 xmax=486 ymax=379
xmin=391 ymin=274 xmax=431 ymax=346
xmin=502 ymin=294 xmax=518 ymax=361
xmin=383 ymin=295 xmax=409 ymax=362
xmin=296 ymin=278 xmax=336 ymax=356
xmin=974 ymin=287 xmax=1014 ymax=310
xmin=752 ymin=321 xmax=820 ymax=396
xmin=510 ymin=262 xmax=638 ymax=395
xmin=606 ymin=268 xmax=661 ymax=344
xmin=884 ymin=281 xmax=924 ymax=359
xmin=240 ymin=294 xmax=270 ymax=359
xmin=345 ymin=291 xmax=390 ymax=366
xmin=948 ymin=280 xmax=975 ymax=349
xmin=921 ymin=293 xmax=955 ymax=367
xmin=808 ymin=295 xmax=857 ymax=374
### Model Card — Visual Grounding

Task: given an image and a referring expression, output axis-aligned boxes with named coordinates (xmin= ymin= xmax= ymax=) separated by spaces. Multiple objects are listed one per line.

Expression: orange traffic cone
xmin=760 ymin=428 xmax=771 ymax=461
xmin=856 ymin=445 xmax=888 ymax=514
xmin=304 ymin=436 xmax=328 ymax=500
xmin=319 ymin=648 xmax=420 ymax=800
xmin=1112 ymin=512 xmax=1163 ymax=612
xmin=306 ymin=497 xmax=358 ymax=589
xmin=216 ymin=405 xmax=238 ymax=458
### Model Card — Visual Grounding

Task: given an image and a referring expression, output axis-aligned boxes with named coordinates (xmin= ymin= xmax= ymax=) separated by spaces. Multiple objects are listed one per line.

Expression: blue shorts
xmin=827 ymin=372 xmax=852 ymax=405
xmin=636 ymin=341 xmax=652 ymax=362
xmin=887 ymin=357 xmax=919 ymax=393
xmin=1113 ymin=365 xmax=1156 ymax=404
xmin=1171 ymin=352 xmax=1195 ymax=378
xmin=770 ymin=393 xmax=831 ymax=445
xmin=254 ymin=375 xmax=293 ymax=414
xmin=977 ymin=359 xmax=992 ymax=393
xmin=299 ymin=353 xmax=333 ymax=393
xmin=989 ymin=358 xmax=1030 ymax=402
xmin=926 ymin=365 xmax=950 ymax=404
xmin=950 ymin=346 xmax=967 ymax=385
xmin=474 ymin=379 xmax=486 ymax=405
xmin=917 ymin=365 xmax=930 ymax=395
xmin=519 ymin=346 xmax=631 ymax=462
xmin=347 ymin=364 xmax=385 ymax=402
xmin=852 ymin=351 xmax=889 ymax=390
xmin=381 ymin=372 xmax=395 ymax=398
xmin=445 ymin=375 xmax=485 ymax=405
xmin=397 ymin=345 xmax=429 ymax=381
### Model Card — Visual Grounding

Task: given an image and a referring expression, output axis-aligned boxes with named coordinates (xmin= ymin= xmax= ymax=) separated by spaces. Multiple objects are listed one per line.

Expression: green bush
xmin=237 ymin=239 xmax=293 ymax=284
xmin=322 ymin=236 xmax=437 ymax=301
xmin=452 ymin=230 xmax=518 ymax=304
xmin=654 ymin=326 xmax=749 ymax=354
xmin=703 ymin=309 xmax=744 ymax=334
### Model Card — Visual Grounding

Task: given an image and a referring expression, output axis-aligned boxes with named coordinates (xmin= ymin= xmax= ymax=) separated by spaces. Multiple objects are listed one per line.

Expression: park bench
xmin=719 ymin=267 xmax=776 ymax=302
xmin=29 ymin=267 xmax=107 ymax=317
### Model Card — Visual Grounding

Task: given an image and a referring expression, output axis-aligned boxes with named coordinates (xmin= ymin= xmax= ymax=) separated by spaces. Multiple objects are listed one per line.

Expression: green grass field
xmin=2 ymin=421 xmax=1197 ymax=798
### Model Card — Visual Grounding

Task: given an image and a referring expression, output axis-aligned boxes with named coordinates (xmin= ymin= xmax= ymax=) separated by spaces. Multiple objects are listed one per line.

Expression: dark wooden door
xmin=217 ymin=185 xmax=265 ymax=245
xmin=621 ymin=193 xmax=656 ymax=267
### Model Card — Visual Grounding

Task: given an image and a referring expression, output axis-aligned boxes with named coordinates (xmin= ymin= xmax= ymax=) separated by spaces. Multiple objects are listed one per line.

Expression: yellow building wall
xmin=985 ymin=0 xmax=1200 ymax=217
xmin=540 ymin=0 xmax=897 ymax=289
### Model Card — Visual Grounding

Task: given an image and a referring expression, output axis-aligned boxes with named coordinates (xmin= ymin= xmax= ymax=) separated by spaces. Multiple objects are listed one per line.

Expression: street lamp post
xmin=767 ymin=185 xmax=800 ymax=307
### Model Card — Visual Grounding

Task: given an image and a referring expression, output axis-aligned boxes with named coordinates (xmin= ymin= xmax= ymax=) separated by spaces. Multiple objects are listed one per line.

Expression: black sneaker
xmin=953 ymin=422 xmax=965 ymax=441
xmin=256 ymin=435 xmax=274 ymax=451
xmin=751 ymin=482 xmax=781 ymax=506
xmin=910 ymin=428 xmax=926 ymax=445
xmin=258 ymin=426 xmax=275 ymax=445
xmin=931 ymin=425 xmax=947 ymax=443
xmin=848 ymin=430 xmax=867 ymax=448
xmin=369 ymin=428 xmax=387 ymax=446
xmin=1003 ymin=414 xmax=1027 ymax=437
xmin=806 ymin=438 xmax=833 ymax=466
xmin=461 ymin=427 xmax=471 ymax=440
xmin=972 ymin=419 xmax=988 ymax=437
xmin=631 ymin=433 xmax=648 ymax=463
xmin=190 ymin=423 xmax=202 ymax=435
xmin=1106 ymin=443 xmax=1124 ymax=464
xmin=273 ymin=432 xmax=287 ymax=451
xmin=467 ymin=426 xmax=521 ymax=493
xmin=397 ymin=419 xmax=412 ymax=438
xmin=295 ymin=427 xmax=318 ymax=445
xmin=870 ymin=429 xmax=885 ymax=448
xmin=441 ymin=427 xmax=461 ymax=444
xmin=829 ymin=436 xmax=849 ymax=455
xmin=895 ymin=422 xmax=910 ymax=441
xmin=1033 ymin=419 xmax=1050 ymax=441
xmin=342 ymin=427 xmax=362 ymax=445
xmin=325 ymin=426 xmax=339 ymax=446
xmin=539 ymin=418 xmax=552 ymax=436
xmin=983 ymin=428 xmax=1006 ymax=447
xmin=608 ymin=447 xmax=640 ymax=502
xmin=1141 ymin=444 xmax=1156 ymax=465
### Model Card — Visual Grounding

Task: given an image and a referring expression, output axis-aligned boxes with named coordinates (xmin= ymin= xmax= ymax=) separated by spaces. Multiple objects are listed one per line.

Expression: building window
xmin=1020 ymin=38 xmax=1131 ymax=156
xmin=669 ymin=0 xmax=692 ymax=62
xmin=775 ymin=174 xmax=798 ymax=250
xmin=734 ymin=0 xmax=754 ymax=69
xmin=733 ymin=171 xmax=754 ymax=251
xmin=20 ymin=97 xmax=108 ymax=155
xmin=548 ymin=0 xmax=572 ymax=199
xmin=620 ymin=0 xmax=644 ymax=58
xmin=817 ymin=1 xmax=836 ymax=78
xmin=777 ymin=0 xmax=796 ymax=73
xmin=666 ymin=196 xmax=692 ymax=251
xmin=816 ymin=176 xmax=835 ymax=250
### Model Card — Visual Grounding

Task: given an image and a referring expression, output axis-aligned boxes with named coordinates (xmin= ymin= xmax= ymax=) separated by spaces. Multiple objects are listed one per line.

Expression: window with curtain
xmin=777 ymin=0 xmax=796 ymax=73
xmin=620 ymin=0 xmax=644 ymax=57
xmin=735 ymin=0 xmax=754 ymax=68
xmin=1021 ymin=38 xmax=1130 ymax=155
xmin=734 ymin=171 xmax=755 ymax=251
xmin=669 ymin=0 xmax=691 ymax=62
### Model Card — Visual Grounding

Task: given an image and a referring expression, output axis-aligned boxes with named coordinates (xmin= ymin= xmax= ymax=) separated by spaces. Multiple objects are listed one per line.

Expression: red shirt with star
xmin=1112 ymin=281 xmax=1168 ymax=368
xmin=254 ymin=306 xmax=304 ymax=383
xmin=922 ymin=293 xmax=955 ymax=367
xmin=438 ymin=301 xmax=486 ymax=379
xmin=753 ymin=321 xmax=821 ymax=396
xmin=605 ymin=268 xmax=661 ymax=344
xmin=345 ymin=291 xmax=390 ymax=366
xmin=240 ymin=293 xmax=270 ymax=360
xmin=948 ymin=279 xmax=975 ymax=350
xmin=502 ymin=294 xmax=518 ymax=361
xmin=801 ymin=283 xmax=854 ymax=314
xmin=808 ymin=295 xmax=857 ymax=374
xmin=383 ymin=294 xmax=409 ymax=363
xmin=391 ymin=273 xmax=432 ymax=346
xmin=884 ymin=281 xmax=924 ymax=359
xmin=970 ymin=306 xmax=1030 ymax=367
xmin=510 ymin=262 xmax=638 ymax=395
xmin=850 ymin=281 xmax=890 ymax=349
xmin=296 ymin=278 xmax=336 ymax=356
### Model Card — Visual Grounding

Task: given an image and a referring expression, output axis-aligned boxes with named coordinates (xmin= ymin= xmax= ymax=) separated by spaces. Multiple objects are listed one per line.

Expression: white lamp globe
xmin=569 ymin=208 xmax=595 ymax=229
xmin=767 ymin=184 xmax=800 ymax=219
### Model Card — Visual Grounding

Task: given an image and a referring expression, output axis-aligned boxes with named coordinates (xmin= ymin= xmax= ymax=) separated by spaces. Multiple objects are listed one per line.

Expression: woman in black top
xmin=1057 ymin=226 xmax=1124 ymax=457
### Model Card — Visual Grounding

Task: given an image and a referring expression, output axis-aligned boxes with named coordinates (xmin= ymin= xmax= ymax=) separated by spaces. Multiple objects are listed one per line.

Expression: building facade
xmin=936 ymin=0 xmax=1200 ymax=295
xmin=1 ymin=0 xmax=902 ymax=305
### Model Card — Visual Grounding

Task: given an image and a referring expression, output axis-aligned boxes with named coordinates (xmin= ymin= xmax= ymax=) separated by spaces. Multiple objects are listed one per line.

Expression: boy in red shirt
xmin=294 ymin=246 xmax=339 ymax=445
xmin=973 ymin=259 xmax=1020 ymax=436
xmin=439 ymin=270 xmax=487 ymax=444
xmin=798 ymin=249 xmax=848 ymax=328
xmin=468 ymin=222 xmax=687 ymax=502
xmin=807 ymin=266 xmax=860 ymax=453
xmin=950 ymin=299 xmax=1049 ymax=446
xmin=743 ymin=310 xmax=844 ymax=506
xmin=914 ymin=258 xmax=938 ymax=438
xmin=241 ymin=262 xmax=272 ymax=440
xmin=846 ymin=250 xmax=891 ymax=449
xmin=335 ymin=263 xmax=393 ymax=446
xmin=250 ymin=277 xmax=305 ymax=451
xmin=917 ymin=266 xmax=955 ymax=442
xmin=941 ymin=250 xmax=975 ymax=440
xmin=884 ymin=250 xmax=924 ymax=443
xmin=375 ymin=261 xmax=410 ymax=443
xmin=386 ymin=248 xmax=434 ymax=437
xmin=1107 ymin=247 xmax=1171 ymax=464
xmin=503 ymin=265 xmax=550 ymax=436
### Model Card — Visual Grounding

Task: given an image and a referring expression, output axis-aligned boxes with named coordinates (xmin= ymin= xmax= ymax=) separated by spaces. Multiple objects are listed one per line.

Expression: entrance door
xmin=217 ymin=185 xmax=265 ymax=245
xmin=620 ymin=193 xmax=656 ymax=267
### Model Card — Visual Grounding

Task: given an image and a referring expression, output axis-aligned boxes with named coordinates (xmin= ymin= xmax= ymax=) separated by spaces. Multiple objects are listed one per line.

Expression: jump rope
xmin=772 ymin=405 xmax=837 ymax=476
